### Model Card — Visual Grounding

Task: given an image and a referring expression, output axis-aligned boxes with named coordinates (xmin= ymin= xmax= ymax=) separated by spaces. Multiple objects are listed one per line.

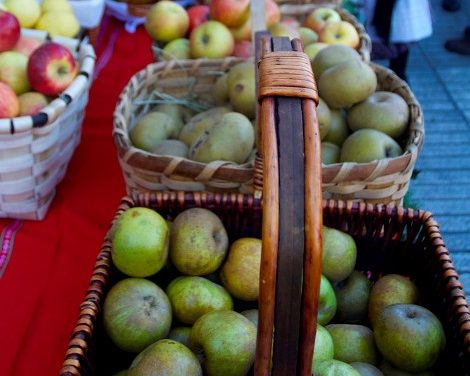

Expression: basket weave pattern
xmin=113 ymin=57 xmax=255 ymax=195
xmin=0 ymin=30 xmax=95 ymax=220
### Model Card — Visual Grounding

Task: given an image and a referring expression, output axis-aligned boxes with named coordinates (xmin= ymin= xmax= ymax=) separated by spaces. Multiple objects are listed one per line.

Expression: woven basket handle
xmin=255 ymin=35 xmax=323 ymax=376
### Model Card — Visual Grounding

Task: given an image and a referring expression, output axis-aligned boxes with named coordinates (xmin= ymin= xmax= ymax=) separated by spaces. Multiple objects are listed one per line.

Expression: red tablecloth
xmin=0 ymin=17 xmax=154 ymax=376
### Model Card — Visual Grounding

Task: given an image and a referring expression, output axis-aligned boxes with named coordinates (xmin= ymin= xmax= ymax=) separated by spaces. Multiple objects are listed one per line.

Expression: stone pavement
xmin=399 ymin=0 xmax=470 ymax=291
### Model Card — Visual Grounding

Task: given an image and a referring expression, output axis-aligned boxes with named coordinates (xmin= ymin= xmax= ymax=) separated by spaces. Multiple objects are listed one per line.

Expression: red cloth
xmin=0 ymin=18 xmax=153 ymax=376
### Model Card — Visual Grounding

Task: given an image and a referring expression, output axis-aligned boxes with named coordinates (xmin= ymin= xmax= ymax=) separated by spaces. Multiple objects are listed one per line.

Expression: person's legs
xmin=389 ymin=44 xmax=409 ymax=82
xmin=441 ymin=0 xmax=461 ymax=12
xmin=445 ymin=25 xmax=470 ymax=55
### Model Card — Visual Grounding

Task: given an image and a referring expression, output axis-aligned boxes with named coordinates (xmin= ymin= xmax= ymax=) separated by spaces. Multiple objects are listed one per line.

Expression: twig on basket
xmin=134 ymin=90 xmax=211 ymax=113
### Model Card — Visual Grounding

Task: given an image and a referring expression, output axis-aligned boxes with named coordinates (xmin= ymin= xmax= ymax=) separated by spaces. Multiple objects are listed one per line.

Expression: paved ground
xmin=396 ymin=0 xmax=470 ymax=291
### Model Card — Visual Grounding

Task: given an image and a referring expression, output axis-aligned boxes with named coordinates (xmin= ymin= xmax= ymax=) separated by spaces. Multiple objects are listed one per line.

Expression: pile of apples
xmin=0 ymin=0 xmax=80 ymax=38
xmin=130 ymin=61 xmax=256 ymax=165
xmin=0 ymin=11 xmax=78 ymax=119
xmin=311 ymin=44 xmax=410 ymax=165
xmin=101 ymin=206 xmax=447 ymax=375
xmin=144 ymin=0 xmax=361 ymax=60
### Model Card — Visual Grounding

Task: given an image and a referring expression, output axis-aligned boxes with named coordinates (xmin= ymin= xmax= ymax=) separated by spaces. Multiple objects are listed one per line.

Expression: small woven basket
xmin=113 ymin=57 xmax=257 ymax=195
xmin=0 ymin=29 xmax=95 ymax=220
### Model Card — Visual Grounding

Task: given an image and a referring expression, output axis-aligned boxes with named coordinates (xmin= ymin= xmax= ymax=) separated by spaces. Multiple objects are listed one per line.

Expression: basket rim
xmin=0 ymin=29 xmax=96 ymax=134
xmin=59 ymin=194 xmax=470 ymax=376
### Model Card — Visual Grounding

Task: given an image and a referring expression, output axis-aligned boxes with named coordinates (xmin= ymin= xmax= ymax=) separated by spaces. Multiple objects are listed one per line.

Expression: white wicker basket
xmin=0 ymin=29 xmax=96 ymax=220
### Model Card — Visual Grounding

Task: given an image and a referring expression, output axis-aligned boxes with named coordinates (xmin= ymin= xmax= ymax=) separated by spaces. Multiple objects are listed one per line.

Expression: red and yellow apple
xmin=186 ymin=5 xmax=210 ymax=35
xmin=0 ymin=82 xmax=19 ymax=118
xmin=190 ymin=21 xmax=235 ymax=59
xmin=233 ymin=40 xmax=252 ymax=59
xmin=13 ymin=36 xmax=43 ymax=57
xmin=265 ymin=0 xmax=281 ymax=28
xmin=304 ymin=7 xmax=341 ymax=34
xmin=27 ymin=42 xmax=78 ymax=96
xmin=0 ymin=11 xmax=20 ymax=52
xmin=0 ymin=51 xmax=30 ymax=95
xmin=320 ymin=21 xmax=360 ymax=49
xmin=145 ymin=0 xmax=189 ymax=43
xmin=230 ymin=17 xmax=252 ymax=42
xmin=209 ymin=0 xmax=250 ymax=28
xmin=18 ymin=91 xmax=49 ymax=116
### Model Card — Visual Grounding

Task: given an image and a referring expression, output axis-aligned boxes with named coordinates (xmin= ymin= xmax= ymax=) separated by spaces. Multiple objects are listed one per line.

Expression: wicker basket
xmin=62 ymin=37 xmax=469 ymax=376
xmin=113 ymin=57 xmax=256 ymax=195
xmin=0 ymin=29 xmax=95 ymax=220
xmin=152 ymin=5 xmax=371 ymax=63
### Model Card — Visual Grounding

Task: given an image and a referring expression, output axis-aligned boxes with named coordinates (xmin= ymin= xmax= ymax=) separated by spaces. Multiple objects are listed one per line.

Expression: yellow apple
xmin=5 ymin=0 xmax=41 ymax=28
xmin=36 ymin=12 xmax=80 ymax=38
xmin=304 ymin=7 xmax=341 ymax=34
xmin=320 ymin=21 xmax=360 ymax=49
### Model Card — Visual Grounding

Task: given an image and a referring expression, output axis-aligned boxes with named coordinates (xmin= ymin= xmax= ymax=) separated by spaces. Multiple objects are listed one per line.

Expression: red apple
xmin=18 ymin=92 xmax=49 ymax=116
xmin=304 ymin=7 xmax=342 ymax=34
xmin=13 ymin=36 xmax=43 ymax=57
xmin=190 ymin=21 xmax=235 ymax=59
xmin=320 ymin=21 xmax=360 ymax=49
xmin=187 ymin=5 xmax=210 ymax=35
xmin=0 ymin=82 xmax=19 ymax=118
xmin=27 ymin=42 xmax=78 ymax=96
xmin=210 ymin=0 xmax=250 ymax=28
xmin=280 ymin=16 xmax=300 ymax=30
xmin=145 ymin=0 xmax=189 ymax=43
xmin=230 ymin=17 xmax=252 ymax=42
xmin=233 ymin=40 xmax=253 ymax=59
xmin=0 ymin=11 xmax=20 ymax=52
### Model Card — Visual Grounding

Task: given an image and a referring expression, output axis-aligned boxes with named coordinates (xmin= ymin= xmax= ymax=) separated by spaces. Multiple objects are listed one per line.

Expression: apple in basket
xmin=190 ymin=21 xmax=235 ymax=59
xmin=186 ymin=5 xmax=210 ymax=35
xmin=0 ymin=81 xmax=19 ymax=118
xmin=320 ymin=21 xmax=360 ymax=49
xmin=304 ymin=7 xmax=341 ymax=34
xmin=0 ymin=11 xmax=20 ymax=52
xmin=27 ymin=42 xmax=78 ymax=96
xmin=209 ymin=0 xmax=250 ymax=28
xmin=13 ymin=36 xmax=43 ymax=57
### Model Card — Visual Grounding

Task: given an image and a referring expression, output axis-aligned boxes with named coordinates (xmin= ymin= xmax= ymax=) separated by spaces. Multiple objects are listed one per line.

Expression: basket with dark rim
xmin=63 ymin=36 xmax=469 ymax=375
xmin=0 ymin=29 xmax=95 ymax=220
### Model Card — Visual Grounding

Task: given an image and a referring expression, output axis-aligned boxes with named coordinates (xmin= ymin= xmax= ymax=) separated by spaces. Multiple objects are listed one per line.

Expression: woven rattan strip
xmin=258 ymin=51 xmax=318 ymax=103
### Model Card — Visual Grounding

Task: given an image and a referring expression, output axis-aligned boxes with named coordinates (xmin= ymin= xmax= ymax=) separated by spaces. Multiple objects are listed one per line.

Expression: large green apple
xmin=111 ymin=207 xmax=169 ymax=277
xmin=350 ymin=362 xmax=384 ymax=376
xmin=220 ymin=237 xmax=261 ymax=301
xmin=335 ymin=270 xmax=371 ymax=323
xmin=326 ymin=324 xmax=378 ymax=365
xmin=128 ymin=339 xmax=202 ymax=376
xmin=322 ymin=226 xmax=357 ymax=283
xmin=226 ymin=61 xmax=256 ymax=119
xmin=166 ymin=276 xmax=233 ymax=324
xmin=340 ymin=129 xmax=403 ymax=163
xmin=318 ymin=59 xmax=377 ymax=109
xmin=312 ymin=324 xmax=335 ymax=373
xmin=323 ymin=109 xmax=349 ymax=146
xmin=318 ymin=274 xmax=337 ymax=325
xmin=347 ymin=91 xmax=410 ymax=139
xmin=170 ymin=208 xmax=228 ymax=275
xmin=161 ymin=38 xmax=191 ymax=61
xmin=189 ymin=310 xmax=257 ymax=376
xmin=368 ymin=274 xmax=419 ymax=328
xmin=190 ymin=21 xmax=234 ymax=59
xmin=374 ymin=304 xmax=445 ymax=373
xmin=321 ymin=142 xmax=340 ymax=164
xmin=315 ymin=359 xmax=362 ymax=376
xmin=130 ymin=111 xmax=177 ymax=152
xmin=103 ymin=278 xmax=172 ymax=353
xmin=317 ymin=98 xmax=331 ymax=140
xmin=312 ymin=44 xmax=361 ymax=80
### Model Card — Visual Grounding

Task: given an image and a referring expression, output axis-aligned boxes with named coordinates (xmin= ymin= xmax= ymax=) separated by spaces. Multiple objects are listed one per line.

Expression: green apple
xmin=0 ymin=51 xmax=30 ymax=95
xmin=190 ymin=21 xmax=235 ymax=59
xmin=166 ymin=276 xmax=233 ymax=324
xmin=213 ymin=74 xmax=229 ymax=105
xmin=130 ymin=111 xmax=177 ymax=152
xmin=241 ymin=309 xmax=258 ymax=327
xmin=315 ymin=359 xmax=362 ymax=376
xmin=128 ymin=339 xmax=202 ymax=376
xmin=226 ymin=61 xmax=256 ymax=119
xmin=112 ymin=370 xmax=128 ymax=376
xmin=304 ymin=7 xmax=342 ymax=34
xmin=374 ymin=304 xmax=445 ymax=373
xmin=318 ymin=60 xmax=377 ymax=109
xmin=189 ymin=112 xmax=254 ymax=164
xmin=321 ymin=142 xmax=340 ymax=164
xmin=350 ymin=362 xmax=384 ymax=376
xmin=220 ymin=237 xmax=261 ymax=301
xmin=299 ymin=26 xmax=318 ymax=46
xmin=312 ymin=324 xmax=335 ymax=373
xmin=368 ymin=274 xmax=419 ymax=328
xmin=324 ymin=109 xmax=349 ymax=146
xmin=312 ymin=44 xmax=361 ymax=80
xmin=318 ymin=274 xmax=337 ymax=325
xmin=111 ymin=207 xmax=169 ymax=277
xmin=317 ymin=97 xmax=331 ymax=140
xmin=153 ymin=103 xmax=187 ymax=136
xmin=18 ymin=91 xmax=48 ymax=116
xmin=305 ymin=42 xmax=329 ymax=63
xmin=103 ymin=278 xmax=172 ymax=353
xmin=335 ymin=270 xmax=371 ymax=323
xmin=340 ymin=129 xmax=403 ymax=163
xmin=380 ymin=360 xmax=436 ymax=376
xmin=170 ymin=208 xmax=228 ymax=275
xmin=161 ymin=38 xmax=191 ymax=60
xmin=322 ymin=226 xmax=357 ymax=283
xmin=347 ymin=91 xmax=410 ymax=139
xmin=152 ymin=139 xmax=189 ymax=157
xmin=145 ymin=1 xmax=189 ymax=43
xmin=189 ymin=310 xmax=257 ymax=376
xmin=167 ymin=326 xmax=192 ymax=347
xmin=327 ymin=324 xmax=378 ymax=365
